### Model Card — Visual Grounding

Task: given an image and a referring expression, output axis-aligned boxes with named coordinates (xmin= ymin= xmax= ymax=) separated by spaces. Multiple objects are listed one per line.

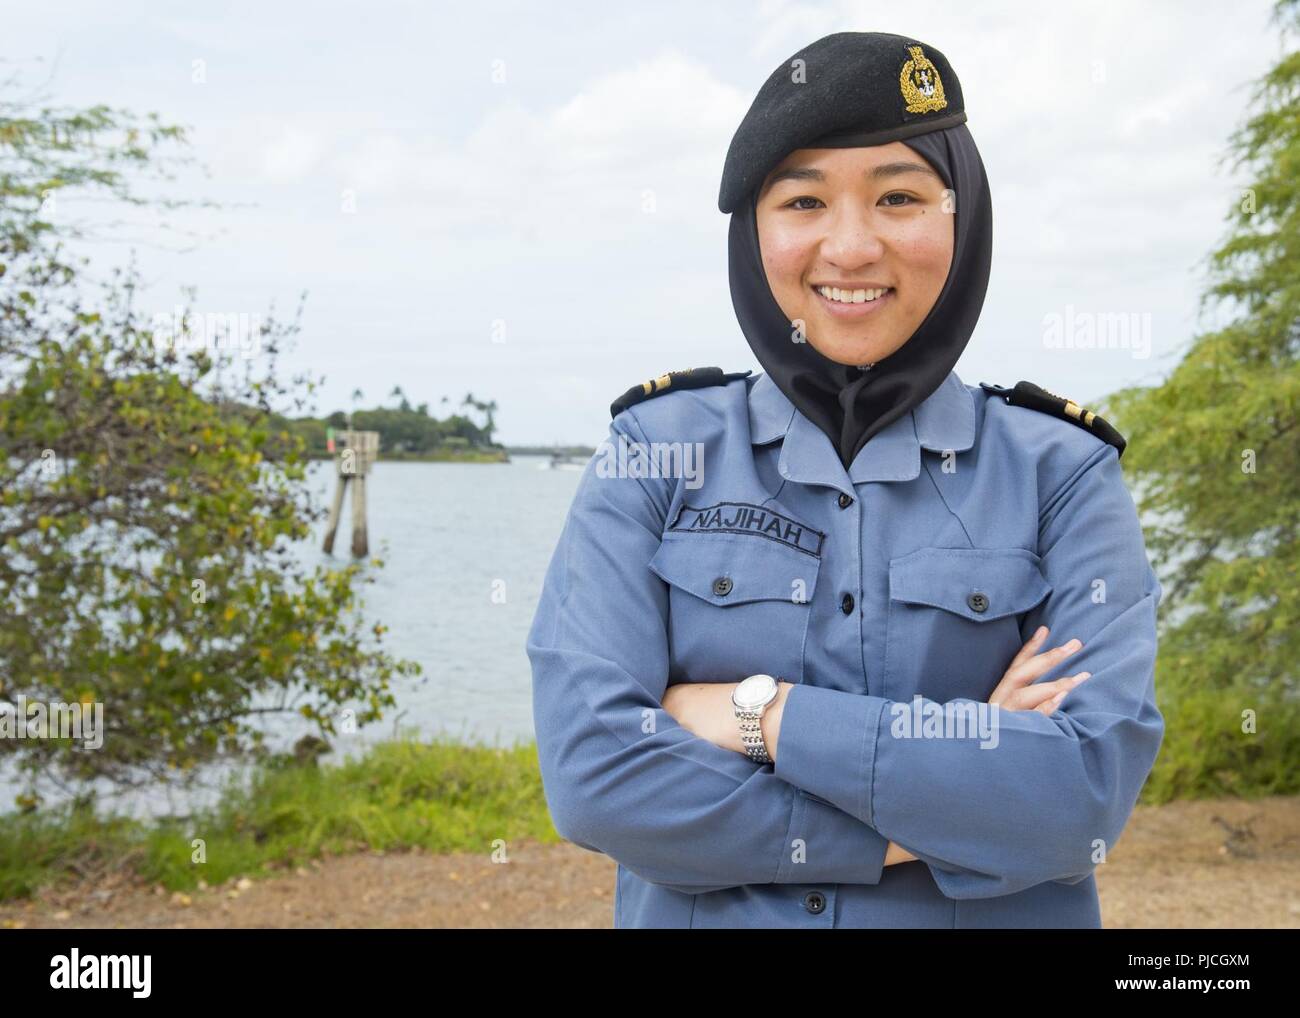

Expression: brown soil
xmin=3 ymin=795 xmax=1298 ymax=929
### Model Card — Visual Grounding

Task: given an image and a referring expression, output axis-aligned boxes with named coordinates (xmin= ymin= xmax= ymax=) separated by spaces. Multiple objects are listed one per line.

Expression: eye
xmin=783 ymin=193 xmax=917 ymax=210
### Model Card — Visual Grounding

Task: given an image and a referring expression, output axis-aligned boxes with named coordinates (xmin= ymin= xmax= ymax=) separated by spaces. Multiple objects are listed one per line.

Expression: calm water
xmin=0 ymin=455 xmax=585 ymax=818
xmin=305 ymin=455 xmax=584 ymax=748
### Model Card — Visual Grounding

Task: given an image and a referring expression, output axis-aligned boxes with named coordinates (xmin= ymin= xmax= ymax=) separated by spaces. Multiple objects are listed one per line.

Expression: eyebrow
xmin=761 ymin=161 xmax=942 ymax=193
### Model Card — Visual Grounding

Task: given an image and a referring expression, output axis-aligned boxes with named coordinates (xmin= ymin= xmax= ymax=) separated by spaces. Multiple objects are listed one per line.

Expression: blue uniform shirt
xmin=526 ymin=369 xmax=1164 ymax=928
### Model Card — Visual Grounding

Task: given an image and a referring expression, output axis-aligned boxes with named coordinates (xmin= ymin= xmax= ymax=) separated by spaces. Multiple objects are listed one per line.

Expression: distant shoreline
xmin=506 ymin=446 xmax=596 ymax=458
xmin=304 ymin=447 xmax=596 ymax=463
xmin=307 ymin=450 xmax=509 ymax=463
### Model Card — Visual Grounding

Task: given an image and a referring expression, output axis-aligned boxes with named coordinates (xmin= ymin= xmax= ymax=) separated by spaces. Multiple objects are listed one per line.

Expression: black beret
xmin=718 ymin=32 xmax=967 ymax=214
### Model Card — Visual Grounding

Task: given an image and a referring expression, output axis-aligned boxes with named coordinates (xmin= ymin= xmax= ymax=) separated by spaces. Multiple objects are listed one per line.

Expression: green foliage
xmin=273 ymin=399 xmax=504 ymax=459
xmin=0 ymin=736 xmax=554 ymax=900
xmin=1140 ymin=675 xmax=1300 ymax=803
xmin=0 ymin=81 xmax=420 ymax=801
xmin=1108 ymin=0 xmax=1300 ymax=801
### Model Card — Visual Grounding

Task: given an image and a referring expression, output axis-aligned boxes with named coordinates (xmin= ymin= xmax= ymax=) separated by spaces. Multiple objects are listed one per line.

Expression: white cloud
xmin=260 ymin=125 xmax=327 ymax=182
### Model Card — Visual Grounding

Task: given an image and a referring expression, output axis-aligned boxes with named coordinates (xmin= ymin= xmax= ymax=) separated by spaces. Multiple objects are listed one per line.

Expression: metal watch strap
xmin=736 ymin=706 xmax=771 ymax=764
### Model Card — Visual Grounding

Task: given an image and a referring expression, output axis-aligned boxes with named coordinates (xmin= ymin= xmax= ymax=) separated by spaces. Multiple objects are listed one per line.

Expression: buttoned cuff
xmin=774 ymin=682 xmax=890 ymax=826
xmin=775 ymin=787 xmax=890 ymax=884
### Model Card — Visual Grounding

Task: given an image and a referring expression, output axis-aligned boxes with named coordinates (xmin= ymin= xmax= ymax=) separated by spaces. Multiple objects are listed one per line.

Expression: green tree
xmin=0 ymin=86 xmax=420 ymax=803
xmin=1109 ymin=0 xmax=1300 ymax=799
xmin=457 ymin=392 xmax=499 ymax=444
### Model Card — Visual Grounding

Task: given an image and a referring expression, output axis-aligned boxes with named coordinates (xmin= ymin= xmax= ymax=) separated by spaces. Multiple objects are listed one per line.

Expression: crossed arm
xmin=661 ymin=680 xmax=917 ymax=868
xmin=661 ymin=621 xmax=1094 ymax=870
xmin=527 ymin=410 xmax=1164 ymax=899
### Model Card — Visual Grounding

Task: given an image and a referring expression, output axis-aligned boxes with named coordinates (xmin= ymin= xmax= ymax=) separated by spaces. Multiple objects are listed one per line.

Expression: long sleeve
xmin=771 ymin=441 xmax=1165 ymax=899
xmin=527 ymin=408 xmax=891 ymax=894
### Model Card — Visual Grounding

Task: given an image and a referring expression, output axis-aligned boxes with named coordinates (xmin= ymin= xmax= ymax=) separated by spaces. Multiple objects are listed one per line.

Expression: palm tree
xmin=349 ymin=388 xmax=364 ymax=431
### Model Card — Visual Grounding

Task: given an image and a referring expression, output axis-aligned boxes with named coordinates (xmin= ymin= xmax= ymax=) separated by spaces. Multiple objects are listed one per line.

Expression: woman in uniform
xmin=527 ymin=31 xmax=1164 ymax=929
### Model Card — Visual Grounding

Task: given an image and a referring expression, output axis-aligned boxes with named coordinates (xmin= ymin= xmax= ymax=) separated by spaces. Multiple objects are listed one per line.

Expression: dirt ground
xmin=3 ymin=795 xmax=1298 ymax=928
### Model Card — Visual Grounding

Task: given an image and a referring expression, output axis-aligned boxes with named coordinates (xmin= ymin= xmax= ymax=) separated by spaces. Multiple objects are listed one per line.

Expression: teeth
xmin=816 ymin=286 xmax=890 ymax=304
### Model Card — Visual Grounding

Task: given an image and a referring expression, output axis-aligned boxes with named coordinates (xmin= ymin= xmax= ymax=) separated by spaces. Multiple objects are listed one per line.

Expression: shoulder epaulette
xmin=979 ymin=380 xmax=1127 ymax=459
xmin=610 ymin=367 xmax=752 ymax=419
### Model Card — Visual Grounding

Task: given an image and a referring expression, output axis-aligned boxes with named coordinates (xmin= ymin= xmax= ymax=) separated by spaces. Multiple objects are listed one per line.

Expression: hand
xmin=885 ymin=841 xmax=918 ymax=866
xmin=988 ymin=625 xmax=1090 ymax=716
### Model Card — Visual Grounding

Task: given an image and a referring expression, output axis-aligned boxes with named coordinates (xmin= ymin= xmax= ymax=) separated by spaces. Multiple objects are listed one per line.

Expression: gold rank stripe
xmin=1039 ymin=385 xmax=1097 ymax=428
xmin=642 ymin=370 xmax=688 ymax=396
xmin=1062 ymin=401 xmax=1097 ymax=427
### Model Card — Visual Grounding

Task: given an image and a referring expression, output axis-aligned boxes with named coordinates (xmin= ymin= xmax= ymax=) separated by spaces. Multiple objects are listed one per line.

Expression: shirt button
xmin=967 ymin=591 xmax=989 ymax=613
xmin=803 ymin=890 xmax=826 ymax=914
xmin=837 ymin=492 xmax=853 ymax=509
xmin=841 ymin=593 xmax=855 ymax=615
xmin=713 ymin=576 xmax=733 ymax=597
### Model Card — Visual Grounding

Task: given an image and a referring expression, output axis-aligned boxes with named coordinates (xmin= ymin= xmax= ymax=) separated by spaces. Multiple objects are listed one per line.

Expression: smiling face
xmin=754 ymin=142 xmax=955 ymax=367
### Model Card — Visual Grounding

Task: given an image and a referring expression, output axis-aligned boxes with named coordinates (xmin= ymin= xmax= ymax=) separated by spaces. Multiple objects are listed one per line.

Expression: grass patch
xmin=0 ymin=734 xmax=558 ymax=901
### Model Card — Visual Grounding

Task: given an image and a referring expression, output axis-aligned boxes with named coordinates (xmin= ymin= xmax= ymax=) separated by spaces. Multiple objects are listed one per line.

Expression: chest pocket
xmin=883 ymin=547 xmax=1053 ymax=704
xmin=649 ymin=532 xmax=820 ymax=684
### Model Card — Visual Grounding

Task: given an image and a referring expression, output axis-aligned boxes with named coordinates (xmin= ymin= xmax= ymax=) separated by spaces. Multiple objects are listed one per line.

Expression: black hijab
xmin=726 ymin=123 xmax=993 ymax=469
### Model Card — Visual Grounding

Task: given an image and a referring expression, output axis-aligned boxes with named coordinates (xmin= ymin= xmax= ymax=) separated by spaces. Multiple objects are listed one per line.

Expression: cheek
xmin=759 ymin=228 xmax=813 ymax=293
xmin=891 ymin=214 xmax=954 ymax=280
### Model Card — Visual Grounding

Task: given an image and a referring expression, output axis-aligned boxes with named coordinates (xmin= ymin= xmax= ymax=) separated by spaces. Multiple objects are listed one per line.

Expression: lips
xmin=811 ymin=285 xmax=894 ymax=318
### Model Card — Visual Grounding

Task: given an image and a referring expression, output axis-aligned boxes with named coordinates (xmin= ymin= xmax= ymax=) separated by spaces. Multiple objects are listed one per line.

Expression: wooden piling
xmin=322 ymin=429 xmax=380 ymax=557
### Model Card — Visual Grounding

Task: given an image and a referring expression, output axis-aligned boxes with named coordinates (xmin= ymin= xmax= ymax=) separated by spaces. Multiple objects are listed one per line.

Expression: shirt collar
xmin=747 ymin=369 xmax=975 ymax=496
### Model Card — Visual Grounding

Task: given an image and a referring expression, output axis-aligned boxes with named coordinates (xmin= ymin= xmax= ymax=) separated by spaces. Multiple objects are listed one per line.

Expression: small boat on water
xmin=543 ymin=449 xmax=586 ymax=471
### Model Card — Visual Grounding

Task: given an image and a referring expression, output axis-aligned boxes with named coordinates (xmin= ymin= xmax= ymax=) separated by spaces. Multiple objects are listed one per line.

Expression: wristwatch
xmin=732 ymin=673 xmax=780 ymax=764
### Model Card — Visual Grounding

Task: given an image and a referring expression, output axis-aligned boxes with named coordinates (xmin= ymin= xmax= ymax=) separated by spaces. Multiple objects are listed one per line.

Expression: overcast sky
xmin=5 ymin=0 xmax=1287 ymax=445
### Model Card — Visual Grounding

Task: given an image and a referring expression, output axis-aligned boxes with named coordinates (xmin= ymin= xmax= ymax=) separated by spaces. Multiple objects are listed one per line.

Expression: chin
xmin=810 ymin=338 xmax=900 ymax=367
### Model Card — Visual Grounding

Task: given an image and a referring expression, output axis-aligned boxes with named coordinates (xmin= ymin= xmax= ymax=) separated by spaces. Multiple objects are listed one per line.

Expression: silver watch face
xmin=733 ymin=673 xmax=778 ymax=710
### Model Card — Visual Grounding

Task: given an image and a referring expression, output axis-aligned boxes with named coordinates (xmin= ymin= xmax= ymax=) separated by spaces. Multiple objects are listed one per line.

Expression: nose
xmin=818 ymin=204 xmax=886 ymax=267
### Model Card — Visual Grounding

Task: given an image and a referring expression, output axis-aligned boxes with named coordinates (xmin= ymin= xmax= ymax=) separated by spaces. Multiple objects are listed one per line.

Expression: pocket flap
xmin=888 ymin=547 xmax=1052 ymax=622
xmin=649 ymin=533 xmax=819 ymax=607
